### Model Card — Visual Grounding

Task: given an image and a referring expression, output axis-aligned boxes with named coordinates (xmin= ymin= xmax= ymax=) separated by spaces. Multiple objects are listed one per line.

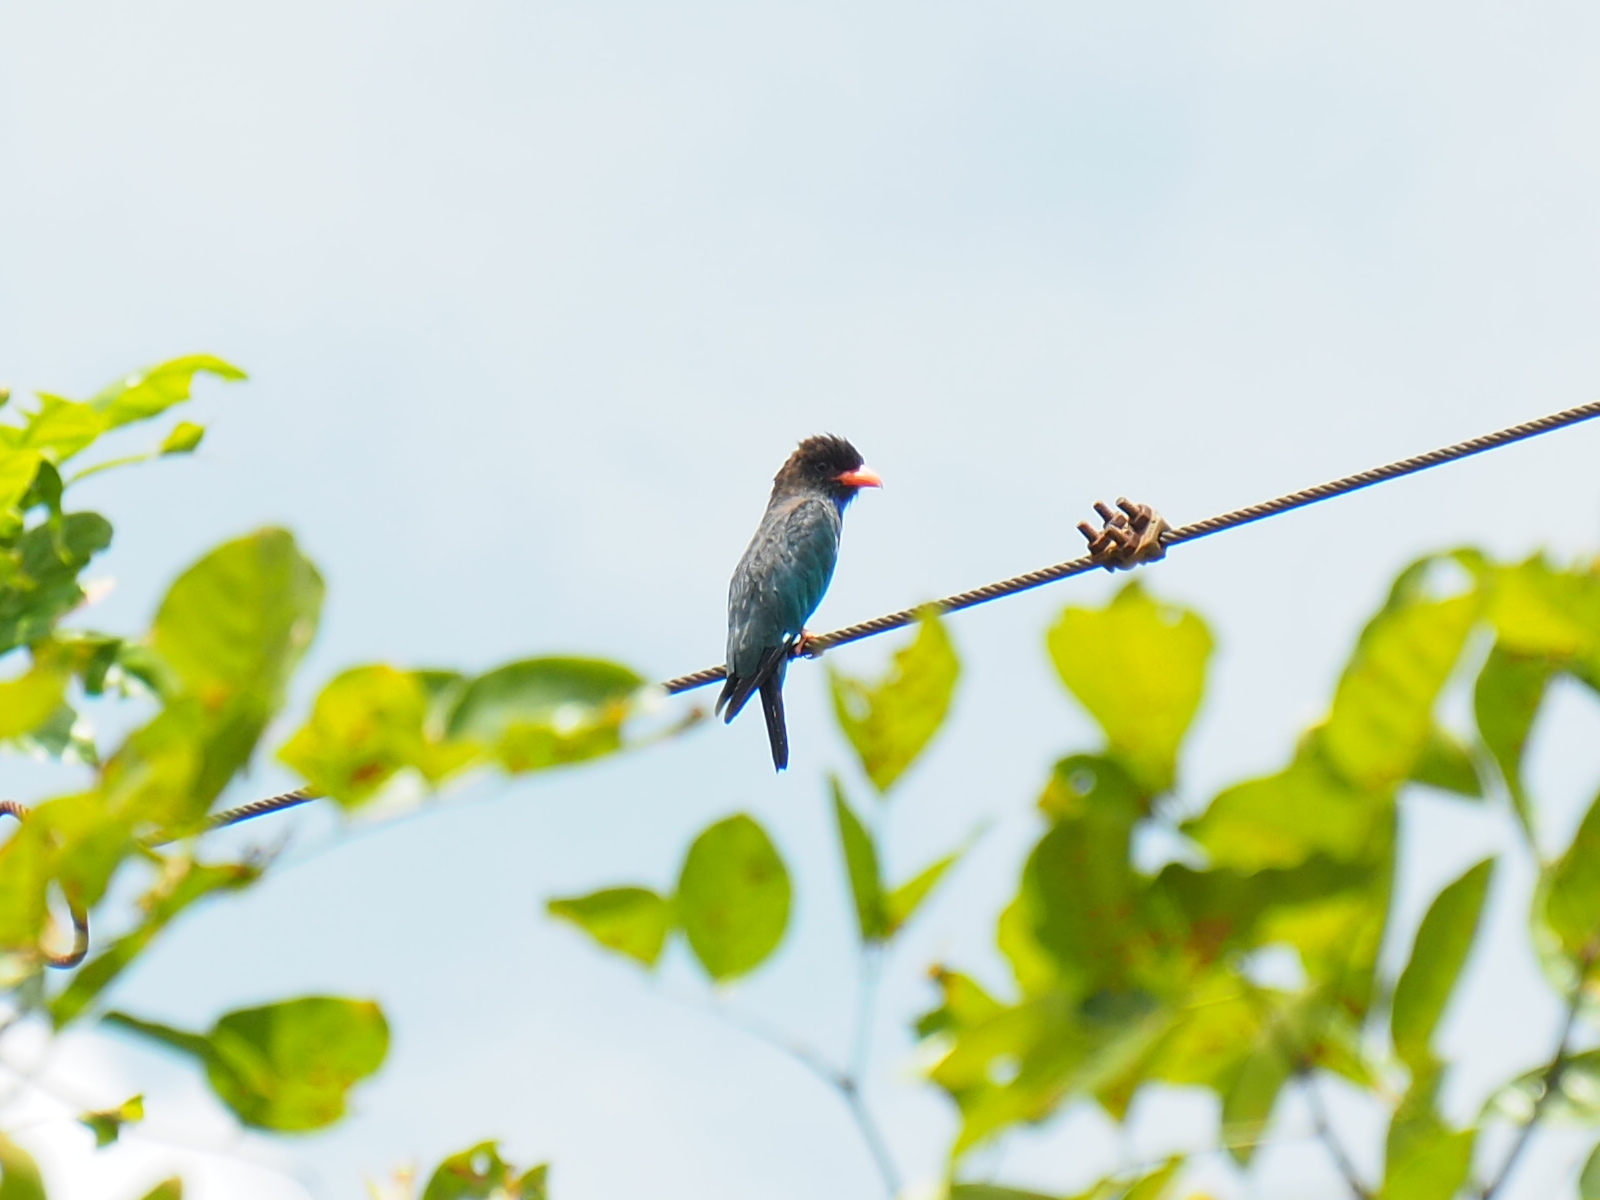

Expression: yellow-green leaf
xmin=446 ymin=657 xmax=642 ymax=773
xmin=1220 ymin=1039 xmax=1292 ymax=1164
xmin=0 ymin=1133 xmax=46 ymax=1200
xmin=886 ymin=849 xmax=961 ymax=935
xmin=831 ymin=778 xmax=886 ymax=941
xmin=79 ymin=1094 xmax=144 ymax=1148
xmin=676 ymin=815 xmax=791 ymax=982
xmin=1322 ymin=593 xmax=1479 ymax=790
xmin=150 ymin=528 xmax=322 ymax=704
xmin=1187 ymin=751 xmax=1386 ymax=871
xmin=278 ymin=665 xmax=471 ymax=808
xmin=1580 ymin=1141 xmax=1600 ymax=1199
xmin=1046 ymin=583 xmax=1210 ymax=793
xmin=159 ymin=422 xmax=206 ymax=455
xmin=0 ymin=661 xmax=69 ymax=740
xmin=1542 ymin=789 xmax=1600 ymax=969
xmin=1474 ymin=648 xmax=1549 ymax=836
xmin=547 ymin=887 xmax=671 ymax=966
xmin=422 ymin=1142 xmax=547 ymax=1200
xmin=1391 ymin=859 xmax=1494 ymax=1070
xmin=107 ymin=996 xmax=388 ymax=1133
xmin=90 ymin=355 xmax=246 ymax=429
xmin=828 ymin=612 xmax=959 ymax=793
xmin=1382 ymin=1122 xmax=1473 ymax=1200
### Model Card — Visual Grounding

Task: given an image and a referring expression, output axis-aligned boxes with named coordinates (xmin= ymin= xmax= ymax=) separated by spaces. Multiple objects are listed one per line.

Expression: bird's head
xmin=777 ymin=434 xmax=883 ymax=504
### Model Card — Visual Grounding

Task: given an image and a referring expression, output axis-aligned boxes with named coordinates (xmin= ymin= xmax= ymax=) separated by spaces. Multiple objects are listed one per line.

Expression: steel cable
xmin=151 ymin=397 xmax=1600 ymax=831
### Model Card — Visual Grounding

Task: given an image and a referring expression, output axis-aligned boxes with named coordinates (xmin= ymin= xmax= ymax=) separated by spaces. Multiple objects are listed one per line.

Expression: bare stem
xmin=1478 ymin=962 xmax=1590 ymax=1199
xmin=840 ymin=1074 xmax=902 ymax=1198
xmin=654 ymin=984 xmax=901 ymax=1198
xmin=1298 ymin=1067 xmax=1373 ymax=1200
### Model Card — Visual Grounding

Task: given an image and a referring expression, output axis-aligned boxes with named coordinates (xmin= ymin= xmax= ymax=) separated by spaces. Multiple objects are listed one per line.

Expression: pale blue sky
xmin=3 ymin=1 xmax=1600 ymax=1198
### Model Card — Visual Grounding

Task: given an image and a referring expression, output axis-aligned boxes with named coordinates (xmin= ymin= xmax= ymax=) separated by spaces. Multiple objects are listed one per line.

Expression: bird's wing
xmin=725 ymin=494 xmax=842 ymax=677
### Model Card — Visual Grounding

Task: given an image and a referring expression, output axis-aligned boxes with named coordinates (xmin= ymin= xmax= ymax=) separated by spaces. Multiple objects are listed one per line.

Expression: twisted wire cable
xmin=54 ymin=397 xmax=1600 ymax=841
xmin=664 ymin=397 xmax=1600 ymax=692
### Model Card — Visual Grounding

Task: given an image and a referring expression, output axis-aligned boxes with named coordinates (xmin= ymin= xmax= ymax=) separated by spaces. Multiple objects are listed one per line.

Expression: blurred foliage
xmin=8 ymin=356 xmax=1600 ymax=1200
xmin=420 ymin=1140 xmax=549 ymax=1200
xmin=0 ymin=360 xmax=660 ymax=1196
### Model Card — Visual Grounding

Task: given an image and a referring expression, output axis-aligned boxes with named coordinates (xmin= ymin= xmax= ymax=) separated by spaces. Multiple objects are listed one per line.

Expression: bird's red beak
xmin=834 ymin=466 xmax=883 ymax=490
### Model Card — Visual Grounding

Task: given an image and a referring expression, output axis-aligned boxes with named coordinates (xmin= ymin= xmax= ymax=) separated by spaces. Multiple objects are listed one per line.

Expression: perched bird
xmin=717 ymin=435 xmax=882 ymax=771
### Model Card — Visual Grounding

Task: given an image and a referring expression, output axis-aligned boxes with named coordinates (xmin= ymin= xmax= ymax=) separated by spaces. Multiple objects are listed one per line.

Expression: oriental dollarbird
xmin=717 ymin=435 xmax=882 ymax=771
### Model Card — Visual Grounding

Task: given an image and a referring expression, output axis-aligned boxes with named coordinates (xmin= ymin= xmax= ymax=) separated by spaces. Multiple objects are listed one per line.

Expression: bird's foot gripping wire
xmin=1078 ymin=499 xmax=1172 ymax=571
xmin=791 ymin=629 xmax=826 ymax=659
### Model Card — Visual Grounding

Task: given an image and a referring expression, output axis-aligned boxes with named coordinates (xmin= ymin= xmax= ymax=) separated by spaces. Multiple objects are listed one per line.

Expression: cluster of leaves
xmin=547 ymin=617 xmax=969 ymax=989
xmin=546 ymin=551 xmax=1600 ymax=1200
xmin=0 ymin=359 xmax=657 ymax=1197
xmin=917 ymin=558 xmax=1600 ymax=1198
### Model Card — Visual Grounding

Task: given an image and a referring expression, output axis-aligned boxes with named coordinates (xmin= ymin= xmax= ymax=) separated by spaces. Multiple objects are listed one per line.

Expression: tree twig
xmin=652 ymin=983 xmax=901 ymax=1197
xmin=1298 ymin=1067 xmax=1373 ymax=1200
xmin=1478 ymin=957 xmax=1591 ymax=1199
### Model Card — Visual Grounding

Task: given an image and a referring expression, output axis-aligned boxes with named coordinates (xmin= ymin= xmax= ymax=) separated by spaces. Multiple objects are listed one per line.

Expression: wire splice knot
xmin=1078 ymin=499 xmax=1172 ymax=572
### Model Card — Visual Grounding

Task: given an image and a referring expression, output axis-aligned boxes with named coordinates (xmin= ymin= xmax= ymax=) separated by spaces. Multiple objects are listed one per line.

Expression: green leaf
xmin=135 ymin=1181 xmax=182 ymax=1200
xmin=1220 ymin=1039 xmax=1292 ymax=1165
xmin=1474 ymin=648 xmax=1549 ymax=836
xmin=1483 ymin=555 xmax=1600 ymax=658
xmin=1046 ymin=582 xmax=1211 ymax=793
xmin=422 ymin=1141 xmax=548 ymax=1200
xmin=828 ymin=612 xmax=959 ymax=792
xmin=675 ymin=814 xmax=791 ymax=982
xmin=108 ymin=997 xmax=388 ymax=1132
xmin=279 ymin=665 xmax=473 ymax=808
xmin=0 ymin=511 xmax=114 ymax=656
xmin=547 ymin=887 xmax=671 ymax=967
xmin=1023 ymin=756 xmax=1143 ymax=998
xmin=446 ymin=657 xmax=643 ymax=772
xmin=151 ymin=527 xmax=321 ymax=703
xmin=15 ymin=396 xmax=108 ymax=462
xmin=1542 ymin=789 xmax=1600 ymax=968
xmin=147 ymin=529 xmax=323 ymax=819
xmin=1121 ymin=1160 xmax=1181 ymax=1200
xmin=0 ymin=449 xmax=42 ymax=515
xmin=1580 ymin=1141 xmax=1600 ymax=1199
xmin=917 ymin=968 xmax=1004 ymax=1039
xmin=0 ymin=660 xmax=69 ymax=740
xmin=1391 ymin=859 xmax=1494 ymax=1070
xmin=159 ymin=422 xmax=205 ymax=455
xmin=950 ymin=1187 xmax=1057 ymax=1200
xmin=1187 ymin=749 xmax=1387 ymax=872
xmin=1382 ymin=1122 xmax=1474 ymax=1200
xmin=89 ymin=355 xmax=246 ymax=429
xmin=0 ymin=1133 xmax=46 ymax=1200
xmin=1409 ymin=729 xmax=1483 ymax=798
xmin=886 ymin=848 xmax=962 ymax=935
xmin=831 ymin=778 xmax=886 ymax=941
xmin=79 ymin=1094 xmax=143 ymax=1148
xmin=1321 ymin=592 xmax=1479 ymax=791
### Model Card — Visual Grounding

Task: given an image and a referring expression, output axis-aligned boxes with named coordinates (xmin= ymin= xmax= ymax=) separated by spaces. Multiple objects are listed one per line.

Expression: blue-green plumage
xmin=717 ymin=435 xmax=881 ymax=770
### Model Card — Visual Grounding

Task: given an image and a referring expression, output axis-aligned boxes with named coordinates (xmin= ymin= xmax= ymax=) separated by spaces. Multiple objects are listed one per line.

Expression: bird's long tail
xmin=759 ymin=664 xmax=789 ymax=772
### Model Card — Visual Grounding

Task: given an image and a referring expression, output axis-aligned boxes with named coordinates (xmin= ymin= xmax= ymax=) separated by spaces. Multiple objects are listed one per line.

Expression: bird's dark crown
xmin=775 ymin=434 xmax=866 ymax=495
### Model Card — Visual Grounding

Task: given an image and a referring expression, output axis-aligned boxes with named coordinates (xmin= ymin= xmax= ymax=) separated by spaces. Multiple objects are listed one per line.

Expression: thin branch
xmin=1298 ymin=1067 xmax=1373 ymax=1200
xmin=652 ymin=983 xmax=900 ymax=1196
xmin=1478 ymin=958 xmax=1591 ymax=1199
xmin=839 ymin=1074 xmax=902 ymax=1198
xmin=850 ymin=944 xmax=884 ymax=1086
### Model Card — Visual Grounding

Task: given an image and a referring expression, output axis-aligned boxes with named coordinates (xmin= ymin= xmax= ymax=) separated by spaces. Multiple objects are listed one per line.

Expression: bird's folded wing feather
xmin=725 ymin=494 xmax=843 ymax=677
